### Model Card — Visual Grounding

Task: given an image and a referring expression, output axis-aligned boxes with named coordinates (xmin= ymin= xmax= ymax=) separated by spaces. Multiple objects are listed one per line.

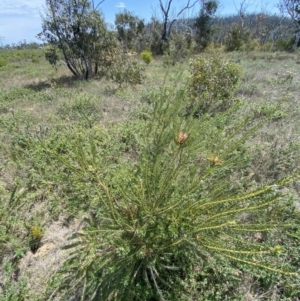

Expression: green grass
xmin=0 ymin=48 xmax=299 ymax=300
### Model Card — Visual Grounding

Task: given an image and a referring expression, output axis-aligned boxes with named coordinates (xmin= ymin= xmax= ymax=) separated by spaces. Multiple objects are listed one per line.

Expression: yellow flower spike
xmin=273 ymin=245 xmax=281 ymax=255
xmin=176 ymin=132 xmax=189 ymax=145
xmin=209 ymin=156 xmax=223 ymax=166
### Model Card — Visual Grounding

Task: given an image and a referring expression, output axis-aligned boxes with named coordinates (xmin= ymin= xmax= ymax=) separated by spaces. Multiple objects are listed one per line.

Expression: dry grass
xmin=18 ymin=218 xmax=81 ymax=300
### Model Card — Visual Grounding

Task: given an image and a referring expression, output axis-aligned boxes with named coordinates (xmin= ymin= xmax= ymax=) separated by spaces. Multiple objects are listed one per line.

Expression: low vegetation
xmin=141 ymin=50 xmax=154 ymax=65
xmin=0 ymin=45 xmax=299 ymax=300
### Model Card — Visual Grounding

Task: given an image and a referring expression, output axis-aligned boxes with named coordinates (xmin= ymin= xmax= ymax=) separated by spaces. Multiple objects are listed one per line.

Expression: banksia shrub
xmin=141 ymin=50 xmax=153 ymax=64
xmin=188 ymin=54 xmax=242 ymax=115
xmin=46 ymin=76 xmax=298 ymax=301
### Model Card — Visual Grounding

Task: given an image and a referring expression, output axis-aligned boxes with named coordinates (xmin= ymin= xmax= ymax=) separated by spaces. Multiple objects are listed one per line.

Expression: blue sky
xmin=0 ymin=0 xmax=279 ymax=46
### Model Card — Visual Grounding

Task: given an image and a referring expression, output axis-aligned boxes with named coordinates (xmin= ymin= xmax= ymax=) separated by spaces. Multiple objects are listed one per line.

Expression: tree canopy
xmin=38 ymin=0 xmax=115 ymax=79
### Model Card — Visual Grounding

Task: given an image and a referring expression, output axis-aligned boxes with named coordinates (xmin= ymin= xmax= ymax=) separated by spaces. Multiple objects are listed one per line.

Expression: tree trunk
xmin=293 ymin=29 xmax=300 ymax=50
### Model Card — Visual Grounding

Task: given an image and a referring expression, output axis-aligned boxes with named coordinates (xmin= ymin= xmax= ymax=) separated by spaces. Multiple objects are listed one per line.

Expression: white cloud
xmin=0 ymin=0 xmax=44 ymax=16
xmin=0 ymin=14 xmax=41 ymax=45
xmin=0 ymin=1 xmax=44 ymax=44
xmin=116 ymin=2 xmax=126 ymax=9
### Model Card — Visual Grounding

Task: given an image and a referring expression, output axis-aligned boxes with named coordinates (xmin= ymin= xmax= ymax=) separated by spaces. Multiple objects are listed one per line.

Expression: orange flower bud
xmin=176 ymin=132 xmax=188 ymax=144
xmin=209 ymin=156 xmax=223 ymax=166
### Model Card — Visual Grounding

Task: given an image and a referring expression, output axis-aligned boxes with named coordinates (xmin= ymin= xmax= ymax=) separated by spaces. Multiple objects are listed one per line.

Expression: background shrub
xmin=31 ymin=55 xmax=40 ymax=64
xmin=141 ymin=50 xmax=153 ymax=64
xmin=274 ymin=38 xmax=294 ymax=52
xmin=225 ymin=26 xmax=251 ymax=51
xmin=168 ymin=32 xmax=192 ymax=63
xmin=106 ymin=53 xmax=145 ymax=86
xmin=187 ymin=53 xmax=242 ymax=115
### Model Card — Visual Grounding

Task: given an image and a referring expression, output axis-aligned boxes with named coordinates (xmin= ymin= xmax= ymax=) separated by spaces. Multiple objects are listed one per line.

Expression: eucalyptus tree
xmin=38 ymin=0 xmax=116 ymax=79
xmin=277 ymin=0 xmax=300 ymax=49
xmin=194 ymin=0 xmax=218 ymax=50
xmin=115 ymin=10 xmax=145 ymax=52
xmin=159 ymin=0 xmax=198 ymax=41
xmin=154 ymin=0 xmax=199 ymax=55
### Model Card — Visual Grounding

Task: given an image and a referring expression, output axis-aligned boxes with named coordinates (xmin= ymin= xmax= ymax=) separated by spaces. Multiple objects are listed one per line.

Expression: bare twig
xmin=277 ymin=0 xmax=298 ymax=23
xmin=91 ymin=0 xmax=106 ymax=10
xmin=177 ymin=0 xmax=198 ymax=17
xmin=159 ymin=0 xmax=201 ymax=40
xmin=159 ymin=0 xmax=173 ymax=15
xmin=233 ymin=0 xmax=258 ymax=27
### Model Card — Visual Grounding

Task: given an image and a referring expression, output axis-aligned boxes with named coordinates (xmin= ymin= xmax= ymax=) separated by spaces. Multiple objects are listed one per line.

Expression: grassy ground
xmin=0 ymin=49 xmax=300 ymax=300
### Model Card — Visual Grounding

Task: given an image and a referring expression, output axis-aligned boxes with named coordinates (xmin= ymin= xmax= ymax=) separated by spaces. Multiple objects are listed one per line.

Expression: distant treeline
xmin=0 ymin=13 xmax=296 ymax=52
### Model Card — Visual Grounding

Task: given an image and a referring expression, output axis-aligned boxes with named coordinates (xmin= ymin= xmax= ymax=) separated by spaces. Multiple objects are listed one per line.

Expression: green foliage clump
xmin=38 ymin=0 xmax=116 ymax=79
xmin=57 ymin=95 xmax=101 ymax=127
xmin=146 ymin=18 xmax=169 ymax=56
xmin=0 ymin=58 xmax=8 ymax=67
xmin=44 ymin=45 xmax=59 ymax=67
xmin=225 ymin=25 xmax=251 ymax=51
xmin=167 ymin=32 xmax=192 ymax=63
xmin=140 ymin=50 xmax=153 ymax=64
xmin=194 ymin=0 xmax=218 ymax=50
xmin=31 ymin=55 xmax=40 ymax=64
xmin=187 ymin=54 xmax=242 ymax=115
xmin=274 ymin=38 xmax=295 ymax=52
xmin=107 ymin=55 xmax=145 ymax=87
xmin=240 ymin=38 xmax=260 ymax=52
xmin=115 ymin=10 xmax=145 ymax=52
xmin=0 ymin=88 xmax=34 ymax=104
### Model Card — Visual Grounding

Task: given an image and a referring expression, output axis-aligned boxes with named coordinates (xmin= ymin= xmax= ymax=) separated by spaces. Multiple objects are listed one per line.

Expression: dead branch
xmin=177 ymin=0 xmax=198 ymax=16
